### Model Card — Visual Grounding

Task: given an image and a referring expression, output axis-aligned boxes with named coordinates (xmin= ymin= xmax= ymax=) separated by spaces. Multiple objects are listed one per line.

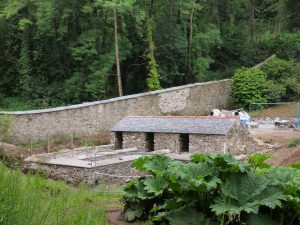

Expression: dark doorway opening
xmin=146 ymin=133 xmax=154 ymax=152
xmin=180 ymin=134 xmax=189 ymax=152
xmin=115 ymin=132 xmax=123 ymax=149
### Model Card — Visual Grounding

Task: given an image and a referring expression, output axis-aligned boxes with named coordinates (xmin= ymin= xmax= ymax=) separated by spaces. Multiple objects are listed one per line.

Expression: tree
xmin=95 ymin=0 xmax=135 ymax=97
xmin=231 ymin=67 xmax=268 ymax=109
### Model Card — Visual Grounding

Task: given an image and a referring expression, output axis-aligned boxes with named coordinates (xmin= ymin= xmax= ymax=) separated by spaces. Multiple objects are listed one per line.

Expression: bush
xmin=266 ymin=81 xmax=286 ymax=103
xmin=231 ymin=67 xmax=268 ymax=109
xmin=257 ymin=31 xmax=300 ymax=60
xmin=282 ymin=78 xmax=300 ymax=102
xmin=123 ymin=154 xmax=300 ymax=225
xmin=261 ymin=58 xmax=300 ymax=82
xmin=261 ymin=58 xmax=300 ymax=102
xmin=288 ymin=138 xmax=300 ymax=148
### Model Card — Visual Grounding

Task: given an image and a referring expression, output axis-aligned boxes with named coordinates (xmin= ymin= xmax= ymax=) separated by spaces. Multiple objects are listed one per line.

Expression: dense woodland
xmin=0 ymin=0 xmax=299 ymax=110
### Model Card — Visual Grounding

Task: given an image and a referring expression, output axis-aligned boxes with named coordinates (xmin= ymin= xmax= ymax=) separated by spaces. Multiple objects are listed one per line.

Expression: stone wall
xmin=1 ymin=80 xmax=231 ymax=144
xmin=154 ymin=133 xmax=179 ymax=152
xmin=122 ymin=133 xmax=146 ymax=150
xmin=121 ymin=132 xmax=180 ymax=152
xmin=225 ymin=123 xmax=249 ymax=154
xmin=24 ymin=161 xmax=147 ymax=185
xmin=189 ymin=134 xmax=226 ymax=153
xmin=117 ymin=126 xmax=248 ymax=154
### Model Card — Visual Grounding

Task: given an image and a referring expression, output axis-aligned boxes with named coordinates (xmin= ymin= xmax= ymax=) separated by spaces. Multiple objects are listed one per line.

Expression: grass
xmin=289 ymin=162 xmax=300 ymax=170
xmin=249 ymin=104 xmax=296 ymax=119
xmin=0 ymin=163 xmax=122 ymax=225
xmin=288 ymin=138 xmax=300 ymax=148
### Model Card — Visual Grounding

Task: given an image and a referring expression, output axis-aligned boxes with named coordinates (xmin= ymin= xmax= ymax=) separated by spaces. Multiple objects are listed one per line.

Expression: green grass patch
xmin=289 ymin=162 xmax=300 ymax=169
xmin=0 ymin=163 xmax=121 ymax=225
xmin=288 ymin=138 xmax=300 ymax=148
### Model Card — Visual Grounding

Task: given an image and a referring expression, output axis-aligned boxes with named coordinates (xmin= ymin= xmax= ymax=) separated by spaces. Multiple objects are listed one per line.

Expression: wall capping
xmin=0 ymin=79 xmax=230 ymax=115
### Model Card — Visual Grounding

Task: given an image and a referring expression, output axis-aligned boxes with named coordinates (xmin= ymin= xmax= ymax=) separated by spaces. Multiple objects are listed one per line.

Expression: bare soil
xmin=250 ymin=126 xmax=300 ymax=166
xmin=107 ymin=208 xmax=143 ymax=225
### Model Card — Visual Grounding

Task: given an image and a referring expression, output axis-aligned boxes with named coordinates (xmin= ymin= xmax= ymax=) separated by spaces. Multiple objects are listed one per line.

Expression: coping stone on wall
xmin=0 ymin=79 xmax=230 ymax=115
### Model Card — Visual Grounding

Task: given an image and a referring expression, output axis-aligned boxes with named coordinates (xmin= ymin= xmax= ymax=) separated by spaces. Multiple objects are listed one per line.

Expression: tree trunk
xmin=114 ymin=9 xmax=123 ymax=97
xmin=212 ymin=0 xmax=220 ymax=26
xmin=249 ymin=0 xmax=256 ymax=40
xmin=188 ymin=5 xmax=195 ymax=82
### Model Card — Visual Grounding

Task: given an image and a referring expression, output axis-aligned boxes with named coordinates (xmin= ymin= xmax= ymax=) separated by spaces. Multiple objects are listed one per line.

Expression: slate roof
xmin=111 ymin=117 xmax=237 ymax=135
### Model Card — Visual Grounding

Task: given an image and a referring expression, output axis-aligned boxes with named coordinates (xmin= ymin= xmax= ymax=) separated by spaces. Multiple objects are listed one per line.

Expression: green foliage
xmin=289 ymin=162 xmax=300 ymax=170
xmin=211 ymin=173 xmax=285 ymax=216
xmin=0 ymin=163 xmax=115 ymax=225
xmin=261 ymin=57 xmax=300 ymax=102
xmin=123 ymin=153 xmax=300 ymax=224
xmin=146 ymin=17 xmax=161 ymax=91
xmin=288 ymin=138 xmax=300 ymax=148
xmin=258 ymin=31 xmax=300 ymax=61
xmin=0 ymin=115 xmax=12 ymax=141
xmin=261 ymin=58 xmax=300 ymax=82
xmin=0 ymin=0 xmax=299 ymax=109
xmin=282 ymin=78 xmax=300 ymax=102
xmin=265 ymin=81 xmax=286 ymax=103
xmin=167 ymin=207 xmax=218 ymax=225
xmin=248 ymin=153 xmax=271 ymax=170
xmin=230 ymin=68 xmax=268 ymax=109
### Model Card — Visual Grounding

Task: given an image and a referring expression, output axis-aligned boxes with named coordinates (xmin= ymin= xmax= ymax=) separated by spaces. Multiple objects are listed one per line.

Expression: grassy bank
xmin=0 ymin=163 xmax=121 ymax=225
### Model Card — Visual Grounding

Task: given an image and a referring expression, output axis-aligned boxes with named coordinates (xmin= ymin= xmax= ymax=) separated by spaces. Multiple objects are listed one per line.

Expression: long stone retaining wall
xmin=0 ymin=80 xmax=231 ymax=144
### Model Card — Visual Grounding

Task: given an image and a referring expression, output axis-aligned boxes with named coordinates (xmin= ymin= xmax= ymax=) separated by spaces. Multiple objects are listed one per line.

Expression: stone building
xmin=111 ymin=116 xmax=248 ymax=154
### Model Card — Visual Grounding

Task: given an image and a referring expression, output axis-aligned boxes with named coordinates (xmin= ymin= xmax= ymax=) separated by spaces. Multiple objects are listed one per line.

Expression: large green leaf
xmin=132 ymin=155 xmax=172 ymax=176
xmin=144 ymin=176 xmax=168 ymax=196
xmin=166 ymin=161 xmax=220 ymax=192
xmin=248 ymin=153 xmax=271 ymax=170
xmin=123 ymin=178 xmax=153 ymax=200
xmin=211 ymin=173 xmax=286 ymax=216
xmin=167 ymin=206 xmax=219 ymax=225
xmin=123 ymin=200 xmax=145 ymax=222
xmin=124 ymin=207 xmax=143 ymax=222
xmin=213 ymin=154 xmax=249 ymax=173
xmin=264 ymin=167 xmax=300 ymax=214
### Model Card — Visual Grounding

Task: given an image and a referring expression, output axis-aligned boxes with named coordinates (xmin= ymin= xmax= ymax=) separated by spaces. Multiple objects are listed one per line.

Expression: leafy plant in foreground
xmin=123 ymin=153 xmax=300 ymax=225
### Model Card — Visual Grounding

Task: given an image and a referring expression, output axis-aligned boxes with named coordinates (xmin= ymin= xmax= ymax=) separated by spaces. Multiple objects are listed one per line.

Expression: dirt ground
xmin=107 ymin=209 xmax=143 ymax=225
xmin=250 ymin=125 xmax=300 ymax=166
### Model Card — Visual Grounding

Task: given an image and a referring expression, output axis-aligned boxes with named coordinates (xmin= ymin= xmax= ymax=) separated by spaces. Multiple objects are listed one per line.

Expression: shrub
xmin=282 ymin=78 xmax=300 ymax=102
xmin=231 ymin=67 xmax=268 ymax=109
xmin=261 ymin=58 xmax=300 ymax=82
xmin=261 ymin=57 xmax=300 ymax=102
xmin=257 ymin=31 xmax=300 ymax=60
xmin=288 ymin=138 xmax=300 ymax=148
xmin=266 ymin=81 xmax=286 ymax=103
xmin=123 ymin=154 xmax=300 ymax=225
